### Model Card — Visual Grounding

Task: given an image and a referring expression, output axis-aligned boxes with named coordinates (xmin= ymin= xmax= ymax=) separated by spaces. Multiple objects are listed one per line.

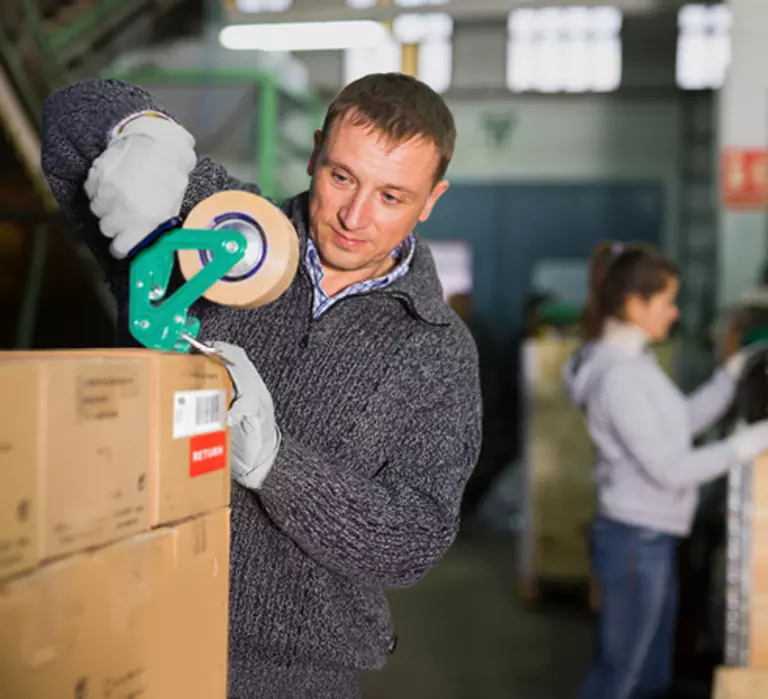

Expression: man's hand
xmin=84 ymin=114 xmax=197 ymax=259
xmin=213 ymin=342 xmax=281 ymax=490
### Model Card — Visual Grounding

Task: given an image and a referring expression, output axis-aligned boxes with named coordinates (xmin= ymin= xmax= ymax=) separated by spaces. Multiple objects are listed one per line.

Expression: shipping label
xmin=173 ymin=390 xmax=226 ymax=439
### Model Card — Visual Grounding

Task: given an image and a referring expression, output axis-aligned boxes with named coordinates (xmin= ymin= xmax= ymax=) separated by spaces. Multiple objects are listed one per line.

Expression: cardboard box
xmin=151 ymin=507 xmax=231 ymax=699
xmin=0 ymin=507 xmax=231 ymax=699
xmin=0 ymin=349 xmax=231 ymax=565
xmin=747 ymin=456 xmax=768 ymax=667
xmin=0 ymin=363 xmax=38 ymax=580
xmin=521 ymin=338 xmax=678 ymax=590
xmin=712 ymin=666 xmax=768 ymax=698
xmin=0 ymin=354 xmax=152 ymax=563
xmin=145 ymin=350 xmax=231 ymax=526
xmin=0 ymin=552 xmax=96 ymax=699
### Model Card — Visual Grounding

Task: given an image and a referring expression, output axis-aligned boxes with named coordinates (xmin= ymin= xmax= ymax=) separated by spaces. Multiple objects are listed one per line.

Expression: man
xmin=41 ymin=72 xmax=482 ymax=698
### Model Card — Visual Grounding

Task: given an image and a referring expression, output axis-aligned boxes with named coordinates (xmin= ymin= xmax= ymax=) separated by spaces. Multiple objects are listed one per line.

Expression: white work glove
xmin=213 ymin=342 xmax=281 ymax=490
xmin=84 ymin=113 xmax=197 ymax=259
xmin=728 ymin=419 xmax=768 ymax=464
xmin=725 ymin=341 xmax=768 ymax=381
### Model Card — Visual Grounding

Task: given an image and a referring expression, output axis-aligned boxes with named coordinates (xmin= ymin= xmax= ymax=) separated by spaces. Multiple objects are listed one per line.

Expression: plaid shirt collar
xmin=304 ymin=234 xmax=416 ymax=319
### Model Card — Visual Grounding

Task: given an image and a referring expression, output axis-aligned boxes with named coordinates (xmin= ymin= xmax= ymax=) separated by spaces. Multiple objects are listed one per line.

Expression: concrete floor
xmin=361 ymin=531 xmax=595 ymax=699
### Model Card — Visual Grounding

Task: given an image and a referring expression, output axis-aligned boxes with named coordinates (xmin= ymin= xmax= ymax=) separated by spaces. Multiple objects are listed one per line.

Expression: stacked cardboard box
xmin=520 ymin=337 xmax=677 ymax=600
xmin=747 ymin=454 xmax=768 ymax=667
xmin=0 ymin=349 xmax=232 ymax=698
xmin=723 ymin=450 xmax=768 ymax=676
xmin=520 ymin=337 xmax=596 ymax=597
xmin=712 ymin=666 xmax=768 ymax=698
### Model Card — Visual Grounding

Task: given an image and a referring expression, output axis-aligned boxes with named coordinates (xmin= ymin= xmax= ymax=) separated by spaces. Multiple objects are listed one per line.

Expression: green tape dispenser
xmin=127 ymin=191 xmax=300 ymax=354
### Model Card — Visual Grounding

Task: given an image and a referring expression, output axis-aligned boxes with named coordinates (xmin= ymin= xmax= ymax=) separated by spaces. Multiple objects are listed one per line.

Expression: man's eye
xmin=332 ymin=172 xmax=348 ymax=183
xmin=383 ymin=193 xmax=400 ymax=204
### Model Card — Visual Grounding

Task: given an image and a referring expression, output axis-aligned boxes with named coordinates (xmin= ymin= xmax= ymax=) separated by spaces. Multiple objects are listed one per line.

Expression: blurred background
xmin=1 ymin=0 xmax=766 ymax=696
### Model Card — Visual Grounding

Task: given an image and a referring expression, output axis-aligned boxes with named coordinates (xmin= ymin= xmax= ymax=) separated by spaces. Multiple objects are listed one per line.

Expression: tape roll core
xmin=177 ymin=191 xmax=300 ymax=309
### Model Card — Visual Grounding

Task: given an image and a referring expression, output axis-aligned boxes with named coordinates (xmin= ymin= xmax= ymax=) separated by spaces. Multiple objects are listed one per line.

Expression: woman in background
xmin=563 ymin=241 xmax=768 ymax=699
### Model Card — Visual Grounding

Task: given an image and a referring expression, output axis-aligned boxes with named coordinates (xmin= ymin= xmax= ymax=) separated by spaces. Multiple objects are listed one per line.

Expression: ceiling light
xmin=236 ymin=0 xmax=292 ymax=11
xmin=219 ymin=21 xmax=389 ymax=52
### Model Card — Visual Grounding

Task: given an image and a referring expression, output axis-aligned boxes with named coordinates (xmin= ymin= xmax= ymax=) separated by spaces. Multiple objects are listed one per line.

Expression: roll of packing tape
xmin=177 ymin=191 xmax=300 ymax=309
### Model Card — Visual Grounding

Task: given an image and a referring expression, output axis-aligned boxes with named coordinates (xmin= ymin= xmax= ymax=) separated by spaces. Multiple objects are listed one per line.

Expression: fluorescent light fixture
xmin=395 ymin=0 xmax=450 ymax=6
xmin=220 ymin=21 xmax=389 ymax=52
xmin=506 ymin=6 xmax=623 ymax=94
xmin=676 ymin=4 xmax=731 ymax=89
xmin=236 ymin=0 xmax=292 ymax=11
xmin=347 ymin=0 xmax=449 ymax=6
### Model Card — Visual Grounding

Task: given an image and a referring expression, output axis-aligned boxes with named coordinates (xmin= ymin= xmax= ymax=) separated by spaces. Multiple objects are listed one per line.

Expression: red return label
xmin=189 ymin=431 xmax=227 ymax=477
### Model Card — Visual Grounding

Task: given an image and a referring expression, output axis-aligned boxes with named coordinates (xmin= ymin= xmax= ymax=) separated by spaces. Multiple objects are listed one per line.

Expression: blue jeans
xmin=577 ymin=517 xmax=679 ymax=699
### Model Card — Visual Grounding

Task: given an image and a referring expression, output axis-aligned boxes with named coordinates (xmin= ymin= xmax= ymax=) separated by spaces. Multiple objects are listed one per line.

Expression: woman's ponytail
xmin=580 ymin=241 xmax=617 ymax=341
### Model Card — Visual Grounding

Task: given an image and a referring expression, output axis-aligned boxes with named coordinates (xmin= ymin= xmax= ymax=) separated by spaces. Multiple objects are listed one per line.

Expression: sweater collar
xmin=601 ymin=318 xmax=649 ymax=356
xmin=282 ymin=191 xmax=453 ymax=327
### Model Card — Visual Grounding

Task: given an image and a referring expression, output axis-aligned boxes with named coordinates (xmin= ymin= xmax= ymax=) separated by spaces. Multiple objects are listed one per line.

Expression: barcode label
xmin=173 ymin=390 xmax=226 ymax=439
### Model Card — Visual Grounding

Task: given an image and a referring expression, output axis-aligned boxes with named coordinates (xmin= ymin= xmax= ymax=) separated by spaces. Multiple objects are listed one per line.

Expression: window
xmin=506 ymin=6 xmax=623 ymax=93
xmin=676 ymin=4 xmax=731 ymax=90
xmin=235 ymin=0 xmax=291 ymax=11
xmin=344 ymin=12 xmax=453 ymax=93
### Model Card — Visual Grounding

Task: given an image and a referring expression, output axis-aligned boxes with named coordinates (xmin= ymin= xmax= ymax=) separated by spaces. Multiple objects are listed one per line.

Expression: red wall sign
xmin=722 ymin=148 xmax=768 ymax=209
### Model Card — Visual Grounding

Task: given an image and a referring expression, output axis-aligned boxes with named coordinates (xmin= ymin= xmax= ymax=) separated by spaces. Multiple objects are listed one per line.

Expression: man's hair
xmin=317 ymin=72 xmax=456 ymax=185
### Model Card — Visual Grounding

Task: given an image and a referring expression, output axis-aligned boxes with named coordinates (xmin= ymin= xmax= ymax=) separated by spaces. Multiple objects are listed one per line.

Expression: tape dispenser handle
xmin=127 ymin=216 xmax=184 ymax=259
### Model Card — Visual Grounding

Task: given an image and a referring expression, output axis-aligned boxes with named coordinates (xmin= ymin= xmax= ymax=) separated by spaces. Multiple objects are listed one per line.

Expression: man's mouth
xmin=332 ymin=228 xmax=366 ymax=249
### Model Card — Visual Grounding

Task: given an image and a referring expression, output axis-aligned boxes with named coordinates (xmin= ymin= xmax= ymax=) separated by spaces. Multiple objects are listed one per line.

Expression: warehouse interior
xmin=2 ymin=0 xmax=768 ymax=697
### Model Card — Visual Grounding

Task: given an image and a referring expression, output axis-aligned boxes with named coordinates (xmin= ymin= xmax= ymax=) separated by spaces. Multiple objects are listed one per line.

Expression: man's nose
xmin=339 ymin=192 xmax=372 ymax=231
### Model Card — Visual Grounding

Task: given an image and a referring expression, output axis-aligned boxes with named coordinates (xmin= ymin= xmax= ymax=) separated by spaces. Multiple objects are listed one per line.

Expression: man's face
xmin=307 ymin=113 xmax=449 ymax=282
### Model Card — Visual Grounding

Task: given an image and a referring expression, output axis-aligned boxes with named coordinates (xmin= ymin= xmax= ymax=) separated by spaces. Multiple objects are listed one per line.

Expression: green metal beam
xmin=0 ymin=0 xmax=122 ymax=346
xmin=15 ymin=223 xmax=48 ymax=349
xmin=102 ymin=66 xmax=322 ymax=112
xmin=49 ymin=0 xmax=149 ymax=55
xmin=0 ymin=25 xmax=43 ymax=130
xmin=257 ymin=77 xmax=278 ymax=198
xmin=102 ymin=65 xmax=325 ymax=202
xmin=19 ymin=0 xmax=66 ymax=88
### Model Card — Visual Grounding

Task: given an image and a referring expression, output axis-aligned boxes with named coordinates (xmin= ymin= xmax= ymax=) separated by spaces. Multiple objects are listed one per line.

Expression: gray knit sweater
xmin=41 ymin=79 xmax=482 ymax=696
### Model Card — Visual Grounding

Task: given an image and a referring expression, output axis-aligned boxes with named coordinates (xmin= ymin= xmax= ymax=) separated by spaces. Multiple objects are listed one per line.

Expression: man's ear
xmin=307 ymin=129 xmax=322 ymax=176
xmin=418 ymin=180 xmax=450 ymax=223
